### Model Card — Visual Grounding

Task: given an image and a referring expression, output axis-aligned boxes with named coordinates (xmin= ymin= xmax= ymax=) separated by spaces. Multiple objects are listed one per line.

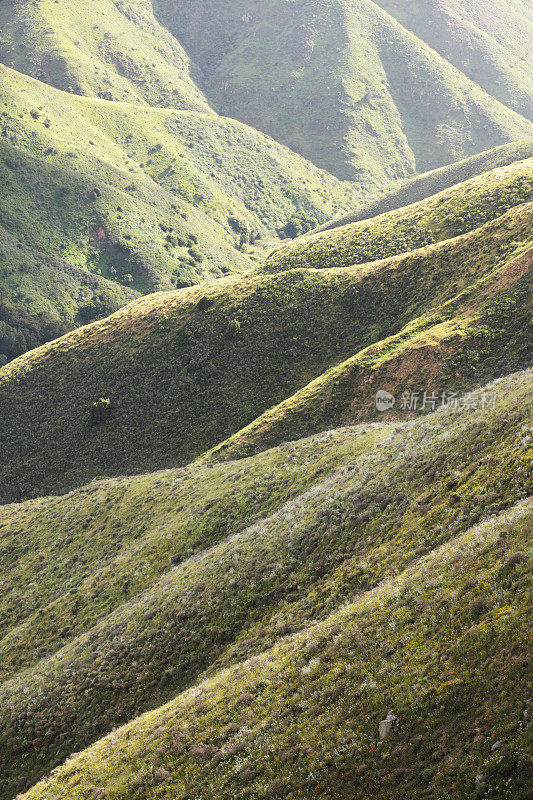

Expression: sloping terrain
xmin=155 ymin=0 xmax=533 ymax=181
xmin=17 ymin=499 xmax=533 ymax=800
xmin=263 ymin=155 xmax=533 ymax=272
xmin=374 ymin=0 xmax=533 ymax=120
xmin=315 ymin=138 xmax=533 ymax=231
xmin=0 ymin=6 xmax=532 ymax=798
xmin=206 ymin=242 xmax=533 ymax=462
xmin=0 ymin=370 xmax=531 ymax=799
xmin=0 ymin=64 xmax=357 ymax=354
xmin=0 ymin=0 xmax=210 ymax=110
xmin=0 ymin=155 xmax=530 ymax=503
xmin=1 ymin=0 xmax=531 ymax=363
xmin=1 ymin=0 xmax=532 ymax=186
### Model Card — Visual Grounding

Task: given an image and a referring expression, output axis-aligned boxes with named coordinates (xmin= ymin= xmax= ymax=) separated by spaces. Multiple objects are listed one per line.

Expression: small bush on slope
xmin=0 ymin=370 xmax=530 ymax=797
xmin=17 ymin=497 xmax=533 ymax=800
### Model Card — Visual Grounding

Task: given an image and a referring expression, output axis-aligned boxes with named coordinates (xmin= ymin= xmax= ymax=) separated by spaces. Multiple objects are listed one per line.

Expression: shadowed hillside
xmin=0 ymin=370 xmax=530 ymax=799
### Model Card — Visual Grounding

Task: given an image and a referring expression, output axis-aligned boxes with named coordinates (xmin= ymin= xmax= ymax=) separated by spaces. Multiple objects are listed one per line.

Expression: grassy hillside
xmin=2 ymin=1 xmax=531 ymax=186
xmin=263 ymin=156 xmax=533 ymax=272
xmin=0 ymin=153 xmax=530 ymax=503
xmin=0 ymin=369 xmax=531 ymax=798
xmin=17 ymin=499 xmax=533 ymax=800
xmin=1 ymin=5 xmax=531 ymax=800
xmin=206 ymin=242 xmax=533 ymax=462
xmin=374 ymin=0 xmax=533 ymax=120
xmin=0 ymin=64 xmax=357 ymax=351
xmin=315 ymin=138 xmax=533 ymax=232
xmin=0 ymin=0 xmax=210 ymax=110
xmin=156 ymin=0 xmax=532 ymax=181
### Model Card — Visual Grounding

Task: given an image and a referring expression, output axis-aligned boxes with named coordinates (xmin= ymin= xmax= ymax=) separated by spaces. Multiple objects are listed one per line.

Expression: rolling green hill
xmin=263 ymin=155 xmax=533 ymax=272
xmin=315 ymin=138 xmax=533 ymax=232
xmin=1 ymin=0 xmax=532 ymax=186
xmin=0 ymin=64 xmax=358 ymax=356
xmin=0 ymin=155 xmax=531 ymax=504
xmin=0 ymin=369 xmax=531 ymax=799
xmin=156 ymin=0 xmax=533 ymax=181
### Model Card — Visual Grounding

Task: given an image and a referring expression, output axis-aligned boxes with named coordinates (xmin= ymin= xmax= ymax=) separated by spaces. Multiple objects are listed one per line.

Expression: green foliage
xmin=317 ymin=139 xmax=533 ymax=232
xmin=0 ymin=63 xmax=359 ymax=348
xmin=0 ymin=297 xmax=70 ymax=365
xmin=153 ymin=0 xmax=532 ymax=182
xmin=90 ymin=397 xmax=112 ymax=424
xmin=280 ymin=211 xmax=319 ymax=239
xmin=0 ymin=372 xmax=530 ymax=800
xmin=225 ymin=318 xmax=241 ymax=337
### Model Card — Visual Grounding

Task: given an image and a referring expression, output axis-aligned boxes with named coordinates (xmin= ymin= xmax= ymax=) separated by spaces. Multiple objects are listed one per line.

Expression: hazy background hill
xmin=155 ymin=0 xmax=533 ymax=180
xmin=0 ymin=0 xmax=531 ymax=360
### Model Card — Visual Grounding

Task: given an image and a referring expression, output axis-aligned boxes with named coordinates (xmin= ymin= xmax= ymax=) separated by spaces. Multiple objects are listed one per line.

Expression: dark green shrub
xmin=197 ymin=296 xmax=213 ymax=311
xmin=90 ymin=398 xmax=112 ymax=424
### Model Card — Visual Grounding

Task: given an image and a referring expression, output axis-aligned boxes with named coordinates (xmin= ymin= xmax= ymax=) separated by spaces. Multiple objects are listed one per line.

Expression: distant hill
xmin=374 ymin=0 xmax=533 ymax=121
xmin=1 ymin=0 xmax=532 ymax=185
xmin=1 ymin=0 xmax=532 ymax=362
xmin=156 ymin=0 xmax=533 ymax=180
xmin=0 ymin=0 xmax=210 ymax=110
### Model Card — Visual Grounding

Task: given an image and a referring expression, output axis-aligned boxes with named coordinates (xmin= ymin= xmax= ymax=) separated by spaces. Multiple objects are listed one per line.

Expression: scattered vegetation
xmin=0 ymin=371 xmax=530 ymax=800
xmin=0 ymin=158 xmax=530 ymax=503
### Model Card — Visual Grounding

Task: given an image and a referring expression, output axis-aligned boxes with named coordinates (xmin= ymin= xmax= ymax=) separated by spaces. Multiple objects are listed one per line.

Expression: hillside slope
xmin=0 ymin=64 xmax=357 ymax=353
xmin=374 ymin=0 xmax=533 ymax=120
xmin=156 ymin=0 xmax=533 ymax=181
xmin=0 ymin=370 xmax=531 ymax=799
xmin=18 ymin=499 xmax=533 ymax=800
xmin=1 ymin=0 xmax=532 ymax=186
xmin=263 ymin=156 xmax=533 ymax=272
xmin=315 ymin=138 xmax=533 ymax=232
xmin=0 ymin=156 xmax=531 ymax=503
xmin=0 ymin=0 xmax=210 ymax=110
